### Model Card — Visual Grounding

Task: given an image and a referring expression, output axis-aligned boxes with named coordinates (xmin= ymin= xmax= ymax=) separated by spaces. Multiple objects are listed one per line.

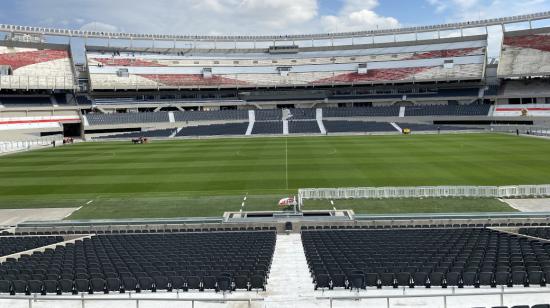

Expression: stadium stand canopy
xmin=498 ymin=27 xmax=550 ymax=78
xmin=0 ymin=11 xmax=548 ymax=43
xmin=0 ymin=41 xmax=75 ymax=90
xmin=86 ymin=35 xmax=487 ymax=90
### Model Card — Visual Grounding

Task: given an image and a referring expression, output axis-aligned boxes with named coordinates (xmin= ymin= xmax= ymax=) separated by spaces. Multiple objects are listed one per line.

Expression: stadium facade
xmin=1 ymin=12 xmax=550 ymax=308
xmin=0 ymin=12 xmax=548 ymax=140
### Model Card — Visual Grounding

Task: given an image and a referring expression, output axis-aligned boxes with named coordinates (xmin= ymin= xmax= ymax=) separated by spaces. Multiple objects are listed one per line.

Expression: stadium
xmin=0 ymin=4 xmax=550 ymax=308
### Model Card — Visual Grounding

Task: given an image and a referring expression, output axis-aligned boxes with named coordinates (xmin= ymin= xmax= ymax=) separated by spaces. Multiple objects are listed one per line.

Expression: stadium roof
xmin=1 ymin=11 xmax=549 ymax=43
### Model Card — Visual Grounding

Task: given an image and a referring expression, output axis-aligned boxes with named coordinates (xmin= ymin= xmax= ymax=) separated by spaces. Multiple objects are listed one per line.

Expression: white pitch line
xmin=64 ymin=206 xmax=82 ymax=219
xmin=86 ymin=200 xmax=94 ymax=205
xmin=285 ymin=137 xmax=289 ymax=190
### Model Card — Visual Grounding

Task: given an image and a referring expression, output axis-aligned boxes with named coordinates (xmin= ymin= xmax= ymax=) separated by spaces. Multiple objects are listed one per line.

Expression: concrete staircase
xmin=264 ymin=234 xmax=314 ymax=307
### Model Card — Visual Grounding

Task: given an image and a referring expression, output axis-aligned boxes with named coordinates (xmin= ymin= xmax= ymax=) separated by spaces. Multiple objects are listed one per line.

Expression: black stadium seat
xmin=123 ymin=277 xmax=138 ymax=292
xmin=234 ymin=275 xmax=250 ymax=291
xmin=28 ymin=280 xmax=43 ymax=294
xmin=217 ymin=276 xmax=232 ymax=292
xmin=302 ymin=229 xmax=550 ymax=290
xmin=45 ymin=280 xmax=59 ymax=294
xmin=90 ymin=278 xmax=106 ymax=293
xmin=0 ymin=231 xmax=275 ymax=295
xmin=314 ymin=274 xmax=330 ymax=290
xmin=106 ymin=278 xmax=121 ymax=293
xmin=75 ymin=279 xmax=90 ymax=293
xmin=0 ymin=280 xmax=11 ymax=293
xmin=250 ymin=275 xmax=266 ymax=291
xmin=154 ymin=276 xmax=170 ymax=291
xmin=12 ymin=280 xmax=27 ymax=294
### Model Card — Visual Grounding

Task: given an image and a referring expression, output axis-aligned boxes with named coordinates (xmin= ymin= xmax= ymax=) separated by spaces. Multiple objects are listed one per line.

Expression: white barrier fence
xmin=298 ymin=185 xmax=550 ymax=204
xmin=491 ymin=125 xmax=550 ymax=137
xmin=0 ymin=137 xmax=62 ymax=154
xmin=0 ymin=294 xmax=263 ymax=308
xmin=319 ymin=287 xmax=550 ymax=308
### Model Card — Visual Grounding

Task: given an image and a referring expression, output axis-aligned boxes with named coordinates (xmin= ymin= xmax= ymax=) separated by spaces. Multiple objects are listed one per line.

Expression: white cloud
xmin=425 ymin=0 xmax=550 ymax=58
xmin=13 ymin=0 xmax=401 ymax=36
xmin=321 ymin=0 xmax=400 ymax=32
xmin=426 ymin=0 xmax=550 ymax=21
xmin=16 ymin=0 xmax=320 ymax=35
xmin=79 ymin=22 xmax=119 ymax=33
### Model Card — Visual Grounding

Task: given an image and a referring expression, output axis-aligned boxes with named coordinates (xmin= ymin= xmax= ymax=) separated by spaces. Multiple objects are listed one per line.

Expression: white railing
xmin=318 ymin=287 xmax=550 ymax=308
xmin=90 ymin=70 xmax=483 ymax=91
xmin=0 ymin=75 xmax=75 ymax=90
xmin=298 ymin=184 xmax=550 ymax=204
xmin=0 ymin=294 xmax=263 ymax=308
xmin=1 ymin=11 xmax=549 ymax=42
xmin=492 ymin=125 xmax=550 ymax=137
xmin=0 ymin=136 xmax=62 ymax=155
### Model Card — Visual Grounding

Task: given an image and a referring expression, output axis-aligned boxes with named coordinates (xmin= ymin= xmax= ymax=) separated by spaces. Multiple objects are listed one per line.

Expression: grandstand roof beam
xmin=1 ymin=11 xmax=549 ymax=43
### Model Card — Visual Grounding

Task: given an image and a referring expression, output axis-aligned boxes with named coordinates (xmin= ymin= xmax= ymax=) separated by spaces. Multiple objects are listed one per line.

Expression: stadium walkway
xmin=264 ymin=233 xmax=314 ymax=307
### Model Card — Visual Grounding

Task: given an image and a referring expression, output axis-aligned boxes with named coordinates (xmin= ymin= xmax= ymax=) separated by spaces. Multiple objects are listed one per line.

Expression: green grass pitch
xmin=1 ymin=133 xmax=549 ymax=219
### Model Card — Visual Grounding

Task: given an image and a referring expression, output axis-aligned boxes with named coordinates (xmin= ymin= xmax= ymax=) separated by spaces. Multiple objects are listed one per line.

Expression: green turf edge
xmin=64 ymin=196 xmax=517 ymax=220
xmin=303 ymin=198 xmax=517 ymax=214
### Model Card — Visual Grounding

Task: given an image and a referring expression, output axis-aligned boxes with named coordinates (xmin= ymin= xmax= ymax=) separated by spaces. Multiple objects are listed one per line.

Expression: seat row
xmin=0 ymin=273 xmax=267 ymax=295
xmin=303 ymin=229 xmax=550 ymax=290
xmin=0 ymin=231 xmax=276 ymax=294
xmin=314 ymin=269 xmax=547 ymax=290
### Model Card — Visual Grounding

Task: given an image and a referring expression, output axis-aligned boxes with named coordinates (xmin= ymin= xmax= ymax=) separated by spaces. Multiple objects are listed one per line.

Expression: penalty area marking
xmin=63 ymin=206 xmax=82 ymax=219
xmin=240 ymin=192 xmax=248 ymax=212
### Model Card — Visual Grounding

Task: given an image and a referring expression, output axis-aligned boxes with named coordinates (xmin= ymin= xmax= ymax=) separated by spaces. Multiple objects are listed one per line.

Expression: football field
xmin=1 ymin=133 xmax=549 ymax=219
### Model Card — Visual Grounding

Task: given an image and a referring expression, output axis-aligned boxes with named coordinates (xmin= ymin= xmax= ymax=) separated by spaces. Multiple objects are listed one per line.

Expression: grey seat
xmin=479 ymin=272 xmax=494 ymax=286
xmin=75 ymin=279 xmax=90 ymax=293
xmin=349 ymin=273 xmax=365 ymax=290
xmin=495 ymin=272 xmax=510 ymax=286
xmin=428 ymin=272 xmax=444 ymax=287
xmin=396 ymin=272 xmax=411 ymax=287
xmin=154 ymin=276 xmax=170 ymax=291
xmin=106 ymin=278 xmax=121 ymax=292
xmin=462 ymin=272 xmax=478 ymax=288
xmin=511 ymin=271 xmax=527 ymax=286
xmin=445 ymin=272 xmax=460 ymax=286
xmin=528 ymin=271 xmax=544 ymax=286
xmin=43 ymin=280 xmax=58 ymax=294
xmin=217 ymin=276 xmax=232 ymax=292
xmin=169 ymin=276 xmax=185 ymax=290
xmin=28 ymin=280 xmax=43 ymax=294
xmin=11 ymin=280 xmax=27 ymax=295
xmin=234 ymin=276 xmax=249 ymax=290
xmin=250 ymin=275 xmax=266 ymax=291
xmin=90 ymin=278 xmax=106 ymax=293
xmin=122 ymin=277 xmax=138 ymax=291
xmin=59 ymin=279 xmax=74 ymax=293
xmin=0 ymin=280 xmax=11 ymax=293
xmin=314 ymin=274 xmax=330 ymax=290
xmin=138 ymin=277 xmax=154 ymax=291
xmin=187 ymin=276 xmax=201 ymax=290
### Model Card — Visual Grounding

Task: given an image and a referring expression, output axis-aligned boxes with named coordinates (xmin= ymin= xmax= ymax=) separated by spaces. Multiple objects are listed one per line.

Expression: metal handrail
xmin=0 ymin=294 xmax=264 ymax=308
xmin=318 ymin=287 xmax=550 ymax=308
xmin=0 ymin=136 xmax=62 ymax=155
